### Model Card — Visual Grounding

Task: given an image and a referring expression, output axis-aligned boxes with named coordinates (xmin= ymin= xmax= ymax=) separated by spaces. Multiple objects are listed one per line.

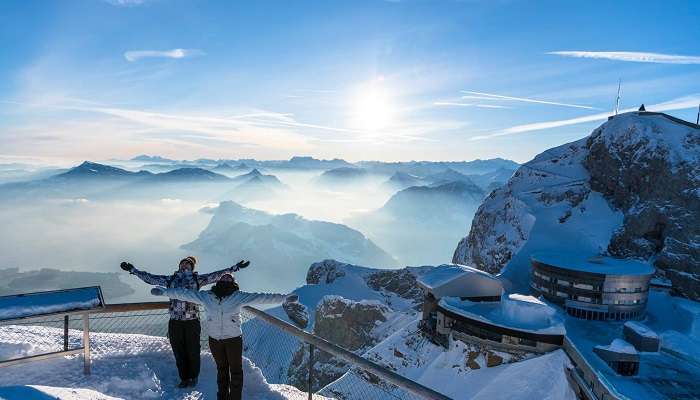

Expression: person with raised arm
xmin=119 ymin=256 xmax=250 ymax=388
xmin=151 ymin=273 xmax=305 ymax=400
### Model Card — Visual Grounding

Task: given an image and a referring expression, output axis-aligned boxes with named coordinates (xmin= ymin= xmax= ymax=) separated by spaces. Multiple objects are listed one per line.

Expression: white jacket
xmin=156 ymin=287 xmax=288 ymax=339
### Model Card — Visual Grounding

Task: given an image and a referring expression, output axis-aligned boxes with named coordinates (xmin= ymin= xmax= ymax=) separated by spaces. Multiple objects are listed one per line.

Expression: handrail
xmin=243 ymin=305 xmax=453 ymax=400
xmin=95 ymin=302 xmax=170 ymax=313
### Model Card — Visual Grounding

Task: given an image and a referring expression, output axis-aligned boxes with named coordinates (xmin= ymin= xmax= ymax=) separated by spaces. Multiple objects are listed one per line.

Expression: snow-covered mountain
xmin=181 ymin=202 xmax=397 ymax=292
xmin=453 ymin=111 xmax=700 ymax=298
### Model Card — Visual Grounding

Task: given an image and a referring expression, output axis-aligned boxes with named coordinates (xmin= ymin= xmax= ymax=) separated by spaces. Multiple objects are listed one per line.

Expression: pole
xmin=308 ymin=343 xmax=315 ymax=400
xmin=696 ymin=104 xmax=699 ymax=125
xmin=63 ymin=315 xmax=69 ymax=351
xmin=82 ymin=313 xmax=91 ymax=375
xmin=614 ymin=78 xmax=621 ymax=115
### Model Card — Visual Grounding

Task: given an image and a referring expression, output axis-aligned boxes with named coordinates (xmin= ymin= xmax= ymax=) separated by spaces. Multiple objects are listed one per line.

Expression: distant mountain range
xmin=315 ymin=167 xmax=370 ymax=186
xmin=383 ymin=166 xmax=513 ymax=193
xmin=182 ymin=201 xmax=397 ymax=292
xmin=0 ymin=161 xmax=286 ymax=202
xmin=121 ymin=155 xmax=518 ymax=176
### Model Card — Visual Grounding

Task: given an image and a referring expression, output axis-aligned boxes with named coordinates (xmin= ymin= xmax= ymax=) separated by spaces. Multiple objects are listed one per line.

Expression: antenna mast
xmin=614 ymin=79 xmax=622 ymax=115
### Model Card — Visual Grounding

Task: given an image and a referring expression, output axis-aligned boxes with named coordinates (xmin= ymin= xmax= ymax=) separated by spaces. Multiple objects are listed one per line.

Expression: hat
xmin=180 ymin=256 xmax=197 ymax=269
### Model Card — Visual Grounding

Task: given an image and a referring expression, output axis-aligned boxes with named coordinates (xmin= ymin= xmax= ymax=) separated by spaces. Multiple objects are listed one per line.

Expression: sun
xmin=351 ymin=81 xmax=396 ymax=132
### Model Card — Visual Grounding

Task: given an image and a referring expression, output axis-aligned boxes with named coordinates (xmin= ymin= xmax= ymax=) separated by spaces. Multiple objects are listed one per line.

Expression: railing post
xmin=63 ymin=315 xmax=69 ymax=351
xmin=308 ymin=343 xmax=315 ymax=400
xmin=82 ymin=313 xmax=90 ymax=375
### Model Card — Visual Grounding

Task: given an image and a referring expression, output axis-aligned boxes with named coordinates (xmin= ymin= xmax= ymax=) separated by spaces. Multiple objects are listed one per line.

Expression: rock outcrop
xmin=287 ymin=295 xmax=390 ymax=391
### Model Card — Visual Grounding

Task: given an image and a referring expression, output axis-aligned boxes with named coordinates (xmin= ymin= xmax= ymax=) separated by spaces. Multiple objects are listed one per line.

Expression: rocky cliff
xmin=453 ymin=112 xmax=700 ymax=299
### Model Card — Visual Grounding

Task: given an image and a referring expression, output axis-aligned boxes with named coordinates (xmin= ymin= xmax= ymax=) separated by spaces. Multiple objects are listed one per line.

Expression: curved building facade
xmin=530 ymin=253 xmax=654 ymax=321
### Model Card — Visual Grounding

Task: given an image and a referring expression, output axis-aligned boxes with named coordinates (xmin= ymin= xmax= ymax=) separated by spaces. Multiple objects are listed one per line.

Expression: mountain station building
xmin=530 ymin=253 xmax=655 ymax=321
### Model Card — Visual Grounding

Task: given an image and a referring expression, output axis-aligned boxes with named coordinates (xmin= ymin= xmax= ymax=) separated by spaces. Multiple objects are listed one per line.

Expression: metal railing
xmin=0 ymin=301 xmax=451 ymax=400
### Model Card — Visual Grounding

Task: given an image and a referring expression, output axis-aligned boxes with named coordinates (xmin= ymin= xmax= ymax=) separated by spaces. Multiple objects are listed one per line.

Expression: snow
xmin=531 ymin=252 xmax=655 ymax=276
xmin=595 ymin=339 xmax=637 ymax=355
xmin=0 ymin=287 xmax=103 ymax=321
xmin=565 ymin=290 xmax=700 ymax=400
xmin=242 ymin=260 xmax=419 ymax=384
xmin=0 ymin=326 xmax=328 ymax=400
xmin=624 ymin=321 xmax=658 ymax=339
xmin=321 ymin=320 xmax=575 ymax=400
xmin=416 ymin=263 xmax=497 ymax=290
xmin=439 ymin=294 xmax=566 ymax=335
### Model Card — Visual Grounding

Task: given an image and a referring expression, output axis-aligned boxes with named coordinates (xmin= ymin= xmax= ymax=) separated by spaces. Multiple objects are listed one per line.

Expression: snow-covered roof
xmin=624 ymin=321 xmax=658 ymax=339
xmin=0 ymin=286 xmax=104 ymax=321
xmin=595 ymin=339 xmax=638 ymax=355
xmin=417 ymin=264 xmax=498 ymax=290
xmin=438 ymin=294 xmax=565 ymax=336
xmin=531 ymin=252 xmax=655 ymax=276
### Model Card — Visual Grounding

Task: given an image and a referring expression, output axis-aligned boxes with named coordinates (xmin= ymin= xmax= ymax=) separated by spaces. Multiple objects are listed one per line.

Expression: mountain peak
xmin=59 ymin=161 xmax=135 ymax=178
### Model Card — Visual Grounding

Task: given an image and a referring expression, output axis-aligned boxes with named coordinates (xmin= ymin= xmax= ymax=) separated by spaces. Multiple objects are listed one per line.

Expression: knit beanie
xmin=180 ymin=256 xmax=197 ymax=270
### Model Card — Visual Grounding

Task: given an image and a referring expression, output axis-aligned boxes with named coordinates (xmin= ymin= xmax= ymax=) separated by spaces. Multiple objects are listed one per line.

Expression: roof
xmin=531 ymin=252 xmax=655 ymax=277
xmin=438 ymin=294 xmax=565 ymax=336
xmin=417 ymin=263 xmax=498 ymax=290
xmin=595 ymin=339 xmax=638 ymax=355
xmin=0 ymin=286 xmax=105 ymax=321
xmin=624 ymin=321 xmax=659 ymax=339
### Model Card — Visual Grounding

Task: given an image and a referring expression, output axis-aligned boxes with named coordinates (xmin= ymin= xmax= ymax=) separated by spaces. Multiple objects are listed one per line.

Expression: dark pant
xmin=168 ymin=319 xmax=201 ymax=382
xmin=209 ymin=336 xmax=243 ymax=400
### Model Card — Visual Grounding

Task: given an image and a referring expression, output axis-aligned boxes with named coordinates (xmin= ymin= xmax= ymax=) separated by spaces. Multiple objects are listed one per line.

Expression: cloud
xmin=434 ymin=102 xmax=511 ymax=109
xmin=460 ymin=91 xmax=598 ymax=110
xmin=103 ymin=0 xmax=149 ymax=6
xmin=470 ymin=95 xmax=700 ymax=140
xmin=548 ymin=51 xmax=700 ymax=65
xmin=123 ymin=49 xmax=203 ymax=62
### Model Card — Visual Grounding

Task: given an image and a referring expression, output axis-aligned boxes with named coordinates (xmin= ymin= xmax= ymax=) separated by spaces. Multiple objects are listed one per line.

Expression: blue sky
xmin=1 ymin=0 xmax=699 ymax=164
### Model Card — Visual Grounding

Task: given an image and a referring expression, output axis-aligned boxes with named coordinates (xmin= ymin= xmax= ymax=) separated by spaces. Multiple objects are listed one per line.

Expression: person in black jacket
xmin=120 ymin=256 xmax=250 ymax=388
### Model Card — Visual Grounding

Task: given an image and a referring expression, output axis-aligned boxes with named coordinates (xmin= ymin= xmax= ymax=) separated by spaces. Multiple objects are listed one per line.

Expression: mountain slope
xmin=453 ymin=111 xmax=700 ymax=298
xmin=349 ymin=181 xmax=485 ymax=265
xmin=182 ymin=202 xmax=397 ymax=292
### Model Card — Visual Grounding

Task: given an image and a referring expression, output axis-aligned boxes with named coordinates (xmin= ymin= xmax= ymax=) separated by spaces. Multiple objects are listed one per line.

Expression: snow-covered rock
xmin=454 ymin=112 xmax=700 ymax=298
xmin=287 ymin=295 xmax=391 ymax=391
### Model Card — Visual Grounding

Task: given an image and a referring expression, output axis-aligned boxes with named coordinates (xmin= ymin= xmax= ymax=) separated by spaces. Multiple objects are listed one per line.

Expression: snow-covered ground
xmin=321 ymin=320 xmax=575 ymax=400
xmin=0 ymin=326 xmax=328 ymax=400
xmin=566 ymin=290 xmax=700 ymax=400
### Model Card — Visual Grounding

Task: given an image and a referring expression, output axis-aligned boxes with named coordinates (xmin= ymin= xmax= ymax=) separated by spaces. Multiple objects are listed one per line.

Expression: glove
xmin=233 ymin=260 xmax=250 ymax=271
xmin=285 ymin=294 xmax=299 ymax=303
xmin=151 ymin=287 xmax=165 ymax=296
xmin=120 ymin=262 xmax=134 ymax=272
xmin=283 ymin=298 xmax=308 ymax=329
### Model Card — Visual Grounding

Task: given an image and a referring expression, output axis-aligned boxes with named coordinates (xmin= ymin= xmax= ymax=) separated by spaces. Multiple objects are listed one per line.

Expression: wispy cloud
xmin=103 ymin=0 xmax=149 ymax=7
xmin=434 ymin=102 xmax=511 ymax=109
xmin=461 ymin=91 xmax=598 ymax=110
xmin=124 ymin=49 xmax=203 ymax=62
xmin=548 ymin=51 xmax=700 ymax=65
xmin=470 ymin=95 xmax=700 ymax=140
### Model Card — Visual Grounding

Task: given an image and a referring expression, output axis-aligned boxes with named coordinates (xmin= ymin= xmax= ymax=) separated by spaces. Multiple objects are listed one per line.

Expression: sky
xmin=1 ymin=0 xmax=699 ymax=165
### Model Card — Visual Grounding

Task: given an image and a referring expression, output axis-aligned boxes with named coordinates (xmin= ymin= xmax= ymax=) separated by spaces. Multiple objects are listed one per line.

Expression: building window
xmin=556 ymin=291 xmax=569 ymax=298
xmin=573 ymin=283 xmax=594 ymax=290
xmin=558 ymin=279 xmax=570 ymax=286
xmin=577 ymin=296 xmax=592 ymax=302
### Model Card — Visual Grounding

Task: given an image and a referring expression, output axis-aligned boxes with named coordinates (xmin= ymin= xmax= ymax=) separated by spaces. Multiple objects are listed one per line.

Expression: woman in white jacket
xmin=151 ymin=273 xmax=298 ymax=400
